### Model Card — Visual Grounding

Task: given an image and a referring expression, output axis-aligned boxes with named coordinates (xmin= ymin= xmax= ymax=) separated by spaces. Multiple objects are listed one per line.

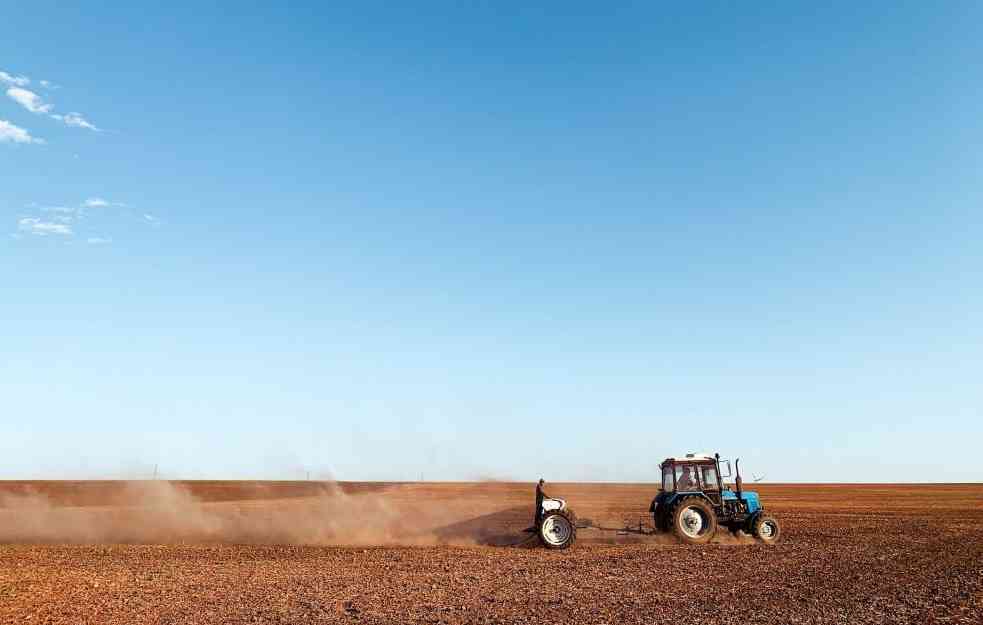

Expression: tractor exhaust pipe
xmin=735 ymin=458 xmax=744 ymax=500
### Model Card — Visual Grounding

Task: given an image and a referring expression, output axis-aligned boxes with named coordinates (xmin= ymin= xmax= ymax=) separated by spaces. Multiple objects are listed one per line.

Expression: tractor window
xmin=662 ymin=467 xmax=674 ymax=491
xmin=675 ymin=465 xmax=697 ymax=490
xmin=701 ymin=466 xmax=719 ymax=490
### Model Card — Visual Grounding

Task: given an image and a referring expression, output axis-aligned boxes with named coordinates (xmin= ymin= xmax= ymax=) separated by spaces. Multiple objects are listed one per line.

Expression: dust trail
xmin=710 ymin=529 xmax=758 ymax=544
xmin=0 ymin=481 xmax=492 ymax=545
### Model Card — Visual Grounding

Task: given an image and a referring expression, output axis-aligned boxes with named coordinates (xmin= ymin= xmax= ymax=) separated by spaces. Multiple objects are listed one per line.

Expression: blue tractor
xmin=649 ymin=452 xmax=781 ymax=544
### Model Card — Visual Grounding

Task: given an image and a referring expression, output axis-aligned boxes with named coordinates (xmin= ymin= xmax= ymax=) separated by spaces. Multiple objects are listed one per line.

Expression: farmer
xmin=535 ymin=478 xmax=549 ymax=526
xmin=677 ymin=466 xmax=697 ymax=490
xmin=525 ymin=478 xmax=550 ymax=532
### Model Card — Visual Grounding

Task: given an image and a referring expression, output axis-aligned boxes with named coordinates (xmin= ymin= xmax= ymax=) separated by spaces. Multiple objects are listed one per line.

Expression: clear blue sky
xmin=2 ymin=2 xmax=980 ymax=482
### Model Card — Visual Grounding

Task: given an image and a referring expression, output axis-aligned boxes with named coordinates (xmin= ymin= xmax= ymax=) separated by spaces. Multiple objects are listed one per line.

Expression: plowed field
xmin=1 ymin=482 xmax=980 ymax=624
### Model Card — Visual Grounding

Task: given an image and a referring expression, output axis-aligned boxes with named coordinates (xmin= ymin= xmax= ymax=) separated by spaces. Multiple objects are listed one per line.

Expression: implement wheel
xmin=671 ymin=496 xmax=717 ymax=544
xmin=539 ymin=510 xmax=576 ymax=549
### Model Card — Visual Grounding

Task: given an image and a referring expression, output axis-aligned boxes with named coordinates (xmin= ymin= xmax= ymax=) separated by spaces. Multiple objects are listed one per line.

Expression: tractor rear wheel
xmin=539 ymin=509 xmax=576 ymax=549
xmin=671 ymin=497 xmax=717 ymax=544
xmin=752 ymin=514 xmax=781 ymax=544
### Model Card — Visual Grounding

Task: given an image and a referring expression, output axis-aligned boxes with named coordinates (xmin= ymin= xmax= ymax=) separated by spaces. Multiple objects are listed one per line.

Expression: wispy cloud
xmin=18 ymin=217 xmax=72 ymax=236
xmin=2 ymin=71 xmax=100 ymax=133
xmin=52 ymin=112 xmax=100 ymax=131
xmin=13 ymin=197 xmax=157 ymax=243
xmin=40 ymin=205 xmax=76 ymax=213
xmin=0 ymin=119 xmax=44 ymax=144
xmin=0 ymin=71 xmax=30 ymax=87
xmin=6 ymin=87 xmax=53 ymax=114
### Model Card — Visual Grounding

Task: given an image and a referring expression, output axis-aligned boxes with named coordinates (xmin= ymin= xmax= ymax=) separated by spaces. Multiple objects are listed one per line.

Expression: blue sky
xmin=2 ymin=2 xmax=981 ymax=482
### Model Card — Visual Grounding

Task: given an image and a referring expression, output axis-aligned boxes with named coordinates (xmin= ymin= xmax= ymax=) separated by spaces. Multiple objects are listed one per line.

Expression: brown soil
xmin=0 ymin=481 xmax=980 ymax=624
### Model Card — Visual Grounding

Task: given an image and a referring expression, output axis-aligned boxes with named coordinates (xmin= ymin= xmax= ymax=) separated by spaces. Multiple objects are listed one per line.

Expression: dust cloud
xmin=0 ymin=481 xmax=488 ymax=545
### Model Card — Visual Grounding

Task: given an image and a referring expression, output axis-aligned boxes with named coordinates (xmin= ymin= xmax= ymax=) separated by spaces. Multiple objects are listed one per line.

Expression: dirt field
xmin=1 ymin=481 xmax=981 ymax=624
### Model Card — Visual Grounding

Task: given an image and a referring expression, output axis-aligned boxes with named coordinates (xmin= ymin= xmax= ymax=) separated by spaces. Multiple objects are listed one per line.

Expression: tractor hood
xmin=722 ymin=489 xmax=761 ymax=514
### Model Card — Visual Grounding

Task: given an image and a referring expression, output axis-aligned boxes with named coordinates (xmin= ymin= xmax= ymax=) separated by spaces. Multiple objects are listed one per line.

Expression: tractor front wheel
xmin=752 ymin=514 xmax=781 ymax=544
xmin=671 ymin=497 xmax=717 ymax=544
xmin=539 ymin=509 xmax=576 ymax=549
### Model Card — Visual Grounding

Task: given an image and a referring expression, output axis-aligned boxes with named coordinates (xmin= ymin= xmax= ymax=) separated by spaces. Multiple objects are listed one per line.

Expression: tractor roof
xmin=662 ymin=453 xmax=716 ymax=465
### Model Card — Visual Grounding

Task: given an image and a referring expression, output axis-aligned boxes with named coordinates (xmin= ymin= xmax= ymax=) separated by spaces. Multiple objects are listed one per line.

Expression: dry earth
xmin=1 ymin=481 xmax=981 ymax=624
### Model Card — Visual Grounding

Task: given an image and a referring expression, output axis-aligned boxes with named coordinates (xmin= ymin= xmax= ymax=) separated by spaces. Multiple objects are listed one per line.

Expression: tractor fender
xmin=660 ymin=491 xmax=715 ymax=511
xmin=676 ymin=491 xmax=715 ymax=507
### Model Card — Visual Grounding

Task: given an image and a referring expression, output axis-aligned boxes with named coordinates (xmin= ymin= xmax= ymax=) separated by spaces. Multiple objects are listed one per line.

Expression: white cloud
xmin=0 ymin=120 xmax=44 ymax=144
xmin=0 ymin=71 xmax=30 ymax=87
xmin=6 ymin=87 xmax=52 ymax=114
xmin=52 ymin=112 xmax=100 ymax=132
xmin=41 ymin=205 xmax=76 ymax=213
xmin=14 ymin=197 xmax=152 ymax=242
xmin=39 ymin=80 xmax=58 ymax=90
xmin=18 ymin=217 xmax=72 ymax=236
xmin=4 ymin=79 xmax=100 ymax=132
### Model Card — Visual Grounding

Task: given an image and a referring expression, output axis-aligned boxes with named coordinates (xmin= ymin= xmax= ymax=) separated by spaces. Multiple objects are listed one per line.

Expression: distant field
xmin=1 ymin=481 xmax=980 ymax=623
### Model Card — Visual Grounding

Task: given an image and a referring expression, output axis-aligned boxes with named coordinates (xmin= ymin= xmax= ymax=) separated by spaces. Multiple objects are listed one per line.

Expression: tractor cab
xmin=660 ymin=454 xmax=723 ymax=498
xmin=656 ymin=453 xmax=760 ymax=511
xmin=649 ymin=452 xmax=778 ymax=544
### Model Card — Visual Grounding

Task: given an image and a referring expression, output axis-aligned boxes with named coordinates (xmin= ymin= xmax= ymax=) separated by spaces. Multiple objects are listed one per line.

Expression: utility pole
xmin=153 ymin=464 xmax=158 ymax=480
